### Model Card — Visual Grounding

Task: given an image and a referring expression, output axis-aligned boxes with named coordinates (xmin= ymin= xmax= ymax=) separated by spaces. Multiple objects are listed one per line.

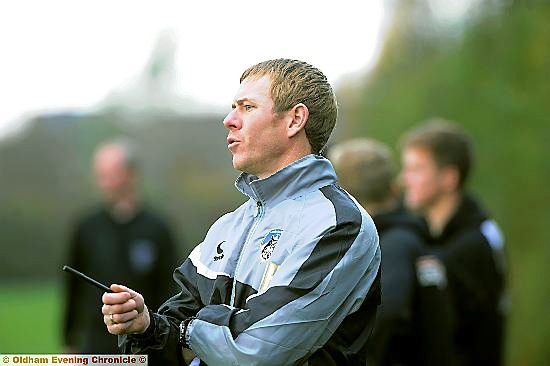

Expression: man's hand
xmin=101 ymin=284 xmax=150 ymax=335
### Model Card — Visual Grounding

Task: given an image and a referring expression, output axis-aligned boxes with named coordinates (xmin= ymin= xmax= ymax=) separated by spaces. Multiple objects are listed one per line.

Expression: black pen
xmin=63 ymin=265 xmax=113 ymax=293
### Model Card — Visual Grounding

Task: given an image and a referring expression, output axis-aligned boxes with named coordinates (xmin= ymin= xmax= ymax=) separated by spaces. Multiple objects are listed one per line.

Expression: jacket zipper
xmin=230 ymin=199 xmax=264 ymax=307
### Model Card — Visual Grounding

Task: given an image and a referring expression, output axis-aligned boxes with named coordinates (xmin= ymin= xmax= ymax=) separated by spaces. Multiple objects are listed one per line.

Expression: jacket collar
xmin=235 ymin=154 xmax=337 ymax=207
xmin=438 ymin=192 xmax=487 ymax=240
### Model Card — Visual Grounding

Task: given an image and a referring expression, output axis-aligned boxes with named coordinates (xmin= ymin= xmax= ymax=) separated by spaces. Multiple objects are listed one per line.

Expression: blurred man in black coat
xmin=63 ymin=138 xmax=180 ymax=353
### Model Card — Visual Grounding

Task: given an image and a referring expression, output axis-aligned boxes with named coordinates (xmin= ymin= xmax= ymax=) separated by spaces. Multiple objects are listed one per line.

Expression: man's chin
xmin=404 ymin=199 xmax=424 ymax=213
xmin=232 ymin=157 xmax=245 ymax=173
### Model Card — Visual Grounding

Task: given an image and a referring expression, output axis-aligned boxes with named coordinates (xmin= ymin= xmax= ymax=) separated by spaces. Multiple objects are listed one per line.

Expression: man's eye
xmin=244 ymin=105 xmax=254 ymax=111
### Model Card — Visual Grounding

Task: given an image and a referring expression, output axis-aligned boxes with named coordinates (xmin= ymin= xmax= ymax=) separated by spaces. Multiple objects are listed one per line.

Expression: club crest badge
xmin=416 ymin=255 xmax=447 ymax=289
xmin=260 ymin=229 xmax=283 ymax=262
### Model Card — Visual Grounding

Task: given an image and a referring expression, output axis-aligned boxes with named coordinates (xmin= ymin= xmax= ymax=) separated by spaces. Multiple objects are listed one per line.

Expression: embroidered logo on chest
xmin=260 ymin=229 xmax=283 ymax=262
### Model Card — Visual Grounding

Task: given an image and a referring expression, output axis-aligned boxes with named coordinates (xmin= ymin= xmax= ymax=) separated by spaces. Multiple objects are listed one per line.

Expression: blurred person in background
xmin=400 ymin=119 xmax=507 ymax=366
xmin=99 ymin=59 xmax=381 ymax=366
xmin=329 ymin=138 xmax=454 ymax=366
xmin=63 ymin=138 xmax=180 ymax=353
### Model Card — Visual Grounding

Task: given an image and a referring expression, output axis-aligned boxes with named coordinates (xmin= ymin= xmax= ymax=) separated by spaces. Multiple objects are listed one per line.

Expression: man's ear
xmin=441 ymin=165 xmax=460 ymax=192
xmin=287 ymin=103 xmax=309 ymax=138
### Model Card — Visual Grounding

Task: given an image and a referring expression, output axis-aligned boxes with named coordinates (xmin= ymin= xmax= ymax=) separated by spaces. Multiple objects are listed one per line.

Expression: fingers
xmin=103 ymin=284 xmax=145 ymax=313
xmin=101 ymin=299 xmax=138 ymax=316
xmin=111 ymin=283 xmax=139 ymax=297
xmin=103 ymin=305 xmax=150 ymax=335
xmin=100 ymin=283 xmax=150 ymax=336
xmin=102 ymin=290 xmax=132 ymax=306
xmin=105 ymin=317 xmax=135 ymax=334
xmin=103 ymin=309 xmax=139 ymax=326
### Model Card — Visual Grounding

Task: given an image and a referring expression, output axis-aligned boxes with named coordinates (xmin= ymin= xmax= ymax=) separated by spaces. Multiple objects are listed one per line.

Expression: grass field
xmin=0 ymin=282 xmax=62 ymax=353
xmin=1 ymin=280 xmax=548 ymax=364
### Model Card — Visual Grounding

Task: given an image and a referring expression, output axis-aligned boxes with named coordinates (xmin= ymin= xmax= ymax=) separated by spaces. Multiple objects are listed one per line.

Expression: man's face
xmin=400 ymin=146 xmax=446 ymax=212
xmin=93 ymin=147 xmax=134 ymax=203
xmin=223 ymin=75 xmax=290 ymax=178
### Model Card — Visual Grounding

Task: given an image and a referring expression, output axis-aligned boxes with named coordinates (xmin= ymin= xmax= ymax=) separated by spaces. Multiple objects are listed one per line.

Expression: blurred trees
xmin=336 ymin=0 xmax=549 ymax=364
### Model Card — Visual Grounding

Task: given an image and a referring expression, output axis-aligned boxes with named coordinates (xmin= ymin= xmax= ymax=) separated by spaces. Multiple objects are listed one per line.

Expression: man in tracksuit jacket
xmin=100 ymin=59 xmax=381 ymax=365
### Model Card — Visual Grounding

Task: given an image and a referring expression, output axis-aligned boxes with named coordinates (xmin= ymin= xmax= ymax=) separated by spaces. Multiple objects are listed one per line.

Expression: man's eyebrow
xmin=231 ymin=98 xmax=254 ymax=108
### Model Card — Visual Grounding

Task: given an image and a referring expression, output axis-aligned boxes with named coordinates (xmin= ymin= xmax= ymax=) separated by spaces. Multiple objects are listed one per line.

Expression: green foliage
xmin=337 ymin=2 xmax=550 ymax=364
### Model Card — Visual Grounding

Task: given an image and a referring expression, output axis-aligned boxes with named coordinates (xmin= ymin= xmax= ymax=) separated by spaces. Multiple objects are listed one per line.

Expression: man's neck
xmin=109 ymin=195 xmax=139 ymax=223
xmin=257 ymin=148 xmax=312 ymax=180
xmin=426 ymin=191 xmax=461 ymax=236
xmin=361 ymin=197 xmax=398 ymax=217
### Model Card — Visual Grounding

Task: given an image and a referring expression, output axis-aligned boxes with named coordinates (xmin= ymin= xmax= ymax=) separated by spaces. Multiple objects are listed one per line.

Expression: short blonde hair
xmin=240 ymin=59 xmax=338 ymax=154
xmin=329 ymin=138 xmax=395 ymax=204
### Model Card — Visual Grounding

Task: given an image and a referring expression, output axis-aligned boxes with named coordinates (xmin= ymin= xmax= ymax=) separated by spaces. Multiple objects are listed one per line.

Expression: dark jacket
xmin=63 ymin=206 xmax=179 ymax=353
xmin=367 ymin=207 xmax=454 ymax=366
xmin=430 ymin=193 xmax=506 ymax=366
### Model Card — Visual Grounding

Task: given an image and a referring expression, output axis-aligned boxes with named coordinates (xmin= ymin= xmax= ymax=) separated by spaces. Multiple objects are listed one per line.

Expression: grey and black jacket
xmin=122 ymin=155 xmax=381 ymax=365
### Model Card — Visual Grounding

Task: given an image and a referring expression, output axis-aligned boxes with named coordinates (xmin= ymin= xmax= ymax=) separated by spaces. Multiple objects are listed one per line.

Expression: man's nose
xmin=400 ymin=170 xmax=414 ymax=187
xmin=223 ymin=110 xmax=240 ymax=130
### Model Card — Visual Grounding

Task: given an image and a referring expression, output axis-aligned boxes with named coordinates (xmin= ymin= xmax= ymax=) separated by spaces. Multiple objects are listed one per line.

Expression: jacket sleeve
xmin=120 ymin=252 xmax=205 ymax=366
xmin=186 ymin=220 xmax=380 ymax=366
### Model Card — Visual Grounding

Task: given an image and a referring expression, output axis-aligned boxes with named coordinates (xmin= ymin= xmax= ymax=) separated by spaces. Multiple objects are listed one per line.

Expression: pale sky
xmin=0 ymin=0 xmax=388 ymax=139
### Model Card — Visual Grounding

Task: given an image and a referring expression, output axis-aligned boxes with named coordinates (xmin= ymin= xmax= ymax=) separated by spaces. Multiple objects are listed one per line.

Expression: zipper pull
xmin=254 ymin=201 xmax=263 ymax=218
